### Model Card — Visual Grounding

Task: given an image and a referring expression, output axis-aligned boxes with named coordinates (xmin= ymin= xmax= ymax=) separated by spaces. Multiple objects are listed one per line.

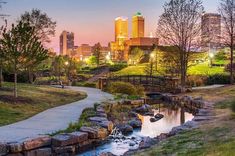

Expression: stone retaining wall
xmin=0 ymin=106 xmax=113 ymax=156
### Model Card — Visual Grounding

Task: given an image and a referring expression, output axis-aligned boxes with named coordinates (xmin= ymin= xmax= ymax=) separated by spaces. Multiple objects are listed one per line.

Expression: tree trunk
xmin=14 ymin=72 xmax=17 ymax=98
xmin=230 ymin=44 xmax=234 ymax=84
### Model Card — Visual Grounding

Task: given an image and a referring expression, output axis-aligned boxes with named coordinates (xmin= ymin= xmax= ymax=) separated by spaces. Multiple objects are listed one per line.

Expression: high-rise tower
xmin=60 ymin=31 xmax=75 ymax=56
xmin=201 ymin=13 xmax=221 ymax=52
xmin=132 ymin=12 xmax=145 ymax=38
xmin=115 ymin=17 xmax=128 ymax=44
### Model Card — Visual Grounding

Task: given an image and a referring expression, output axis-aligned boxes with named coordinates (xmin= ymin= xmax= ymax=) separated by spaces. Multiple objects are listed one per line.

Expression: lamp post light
xmin=209 ymin=52 xmax=214 ymax=68
xmin=64 ymin=61 xmax=70 ymax=85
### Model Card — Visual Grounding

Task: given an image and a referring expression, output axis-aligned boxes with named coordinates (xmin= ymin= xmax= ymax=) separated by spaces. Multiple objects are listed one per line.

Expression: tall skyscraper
xmin=115 ymin=17 xmax=128 ymax=43
xmin=201 ymin=13 xmax=221 ymax=52
xmin=132 ymin=12 xmax=145 ymax=38
xmin=60 ymin=31 xmax=75 ymax=56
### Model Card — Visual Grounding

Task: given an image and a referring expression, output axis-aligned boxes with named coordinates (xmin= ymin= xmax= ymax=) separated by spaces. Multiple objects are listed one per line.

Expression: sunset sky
xmin=2 ymin=0 xmax=220 ymax=52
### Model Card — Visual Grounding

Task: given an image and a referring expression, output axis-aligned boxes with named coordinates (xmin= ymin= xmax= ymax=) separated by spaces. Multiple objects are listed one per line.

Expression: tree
xmin=157 ymin=0 xmax=204 ymax=89
xmin=1 ymin=21 xmax=48 ymax=98
xmin=92 ymin=43 xmax=102 ymax=66
xmin=19 ymin=9 xmax=56 ymax=43
xmin=0 ymin=20 xmax=6 ymax=88
xmin=86 ymin=56 xmax=97 ymax=67
xmin=52 ymin=55 xmax=65 ymax=82
xmin=129 ymin=47 xmax=144 ymax=64
xmin=145 ymin=56 xmax=155 ymax=76
xmin=219 ymin=0 xmax=235 ymax=84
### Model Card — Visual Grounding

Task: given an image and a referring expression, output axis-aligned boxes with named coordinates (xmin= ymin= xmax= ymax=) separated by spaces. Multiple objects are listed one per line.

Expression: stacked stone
xmin=0 ymin=106 xmax=114 ymax=156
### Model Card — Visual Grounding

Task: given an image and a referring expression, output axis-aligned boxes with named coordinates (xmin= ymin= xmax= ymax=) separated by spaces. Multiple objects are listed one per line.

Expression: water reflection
xmin=136 ymin=107 xmax=193 ymax=138
xmin=79 ymin=106 xmax=194 ymax=156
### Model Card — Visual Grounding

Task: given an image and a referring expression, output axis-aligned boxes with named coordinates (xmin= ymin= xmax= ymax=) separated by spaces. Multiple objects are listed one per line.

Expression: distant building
xmin=132 ymin=12 xmax=145 ymax=38
xmin=201 ymin=13 xmax=221 ymax=52
xmin=60 ymin=31 xmax=75 ymax=56
xmin=115 ymin=16 xmax=128 ymax=43
xmin=110 ymin=13 xmax=159 ymax=61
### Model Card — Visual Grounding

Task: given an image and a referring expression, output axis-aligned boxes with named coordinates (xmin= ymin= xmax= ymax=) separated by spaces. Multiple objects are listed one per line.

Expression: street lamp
xmin=64 ymin=61 xmax=70 ymax=85
xmin=209 ymin=52 xmax=214 ymax=68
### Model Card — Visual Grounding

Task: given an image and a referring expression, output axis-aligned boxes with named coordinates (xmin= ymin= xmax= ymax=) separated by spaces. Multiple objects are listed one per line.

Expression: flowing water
xmin=79 ymin=106 xmax=194 ymax=156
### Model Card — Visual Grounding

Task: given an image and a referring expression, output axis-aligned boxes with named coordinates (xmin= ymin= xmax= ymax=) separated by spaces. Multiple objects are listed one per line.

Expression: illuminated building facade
xmin=201 ymin=13 xmax=221 ymax=52
xmin=60 ymin=31 xmax=74 ymax=56
xmin=132 ymin=12 xmax=145 ymax=38
xmin=110 ymin=13 xmax=159 ymax=61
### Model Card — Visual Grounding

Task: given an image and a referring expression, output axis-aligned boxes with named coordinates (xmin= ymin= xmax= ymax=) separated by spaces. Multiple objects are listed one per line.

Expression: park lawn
xmin=188 ymin=63 xmax=225 ymax=75
xmin=135 ymin=85 xmax=235 ymax=156
xmin=115 ymin=63 xmax=225 ymax=76
xmin=114 ymin=64 xmax=147 ymax=76
xmin=0 ymin=83 xmax=87 ymax=126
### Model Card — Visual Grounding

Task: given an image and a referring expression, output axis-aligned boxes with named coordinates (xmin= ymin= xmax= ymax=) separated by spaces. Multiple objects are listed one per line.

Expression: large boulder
xmin=128 ymin=119 xmax=142 ymax=129
xmin=52 ymin=134 xmax=78 ymax=147
xmin=98 ymin=121 xmax=114 ymax=132
xmin=22 ymin=136 xmax=51 ymax=151
xmin=69 ymin=131 xmax=88 ymax=143
xmin=116 ymin=124 xmax=133 ymax=135
xmin=79 ymin=127 xmax=109 ymax=139
xmin=79 ymin=127 xmax=99 ymax=139
xmin=24 ymin=148 xmax=52 ymax=156
xmin=155 ymin=113 xmax=164 ymax=119
xmin=53 ymin=145 xmax=76 ymax=155
xmin=7 ymin=142 xmax=23 ymax=153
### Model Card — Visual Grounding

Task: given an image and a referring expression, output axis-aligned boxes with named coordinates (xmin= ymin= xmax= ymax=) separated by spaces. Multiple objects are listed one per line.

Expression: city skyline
xmin=2 ymin=0 xmax=221 ymax=52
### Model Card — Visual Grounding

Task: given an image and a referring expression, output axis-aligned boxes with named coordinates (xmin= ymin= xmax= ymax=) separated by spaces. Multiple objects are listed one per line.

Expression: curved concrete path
xmin=0 ymin=86 xmax=113 ymax=142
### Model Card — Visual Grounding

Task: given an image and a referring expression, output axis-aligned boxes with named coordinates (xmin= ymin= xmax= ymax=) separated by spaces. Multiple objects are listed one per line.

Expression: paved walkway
xmin=0 ymin=86 xmax=113 ymax=142
xmin=192 ymin=84 xmax=225 ymax=90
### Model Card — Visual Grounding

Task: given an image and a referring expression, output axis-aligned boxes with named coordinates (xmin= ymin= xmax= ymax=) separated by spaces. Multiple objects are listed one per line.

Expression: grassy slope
xmin=135 ymin=85 xmax=235 ymax=156
xmin=114 ymin=63 xmax=225 ymax=76
xmin=0 ymin=83 xmax=87 ymax=126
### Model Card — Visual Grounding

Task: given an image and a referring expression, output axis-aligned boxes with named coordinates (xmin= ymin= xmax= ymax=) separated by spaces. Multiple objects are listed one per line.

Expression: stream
xmin=79 ymin=106 xmax=194 ymax=156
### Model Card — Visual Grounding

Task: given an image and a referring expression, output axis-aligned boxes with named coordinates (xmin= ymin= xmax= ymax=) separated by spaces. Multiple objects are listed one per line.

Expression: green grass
xmin=114 ymin=64 xmax=147 ymax=76
xmin=188 ymin=63 xmax=225 ymax=75
xmin=114 ymin=63 xmax=225 ymax=76
xmin=0 ymin=82 xmax=87 ymax=126
xmin=135 ymin=126 xmax=235 ymax=156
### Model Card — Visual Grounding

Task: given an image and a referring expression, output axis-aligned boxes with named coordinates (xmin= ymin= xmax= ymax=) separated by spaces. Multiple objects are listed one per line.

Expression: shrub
xmin=107 ymin=81 xmax=137 ymax=95
xmin=135 ymin=85 xmax=145 ymax=96
xmin=109 ymin=63 xmax=128 ymax=72
xmin=231 ymin=101 xmax=235 ymax=112
xmin=206 ymin=74 xmax=231 ymax=85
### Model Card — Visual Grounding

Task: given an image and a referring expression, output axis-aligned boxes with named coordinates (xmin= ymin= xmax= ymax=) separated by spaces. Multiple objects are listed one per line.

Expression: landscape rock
xmin=139 ymin=137 xmax=157 ymax=149
xmin=144 ymin=111 xmax=154 ymax=116
xmin=22 ymin=136 xmax=51 ymax=151
xmin=116 ymin=124 xmax=133 ymax=135
xmin=128 ymin=111 xmax=138 ymax=118
xmin=128 ymin=119 xmax=142 ymax=128
xmin=53 ymin=145 xmax=76 ymax=154
xmin=52 ymin=134 xmax=78 ymax=147
xmin=7 ymin=142 xmax=23 ymax=153
xmin=89 ymin=117 xmax=108 ymax=123
xmin=7 ymin=153 xmax=24 ymax=156
xmin=98 ymin=121 xmax=114 ymax=132
xmin=24 ymin=148 xmax=51 ymax=156
xmin=99 ymin=152 xmax=115 ymax=156
xmin=79 ymin=127 xmax=99 ymax=139
xmin=135 ymin=104 xmax=151 ymax=113
xmin=0 ymin=143 xmax=8 ymax=156
xmin=96 ymin=113 xmax=108 ymax=118
xmin=155 ymin=113 xmax=164 ymax=119
xmin=150 ymin=118 xmax=160 ymax=122
xmin=70 ymin=131 xmax=88 ymax=143
xmin=156 ymin=133 xmax=169 ymax=141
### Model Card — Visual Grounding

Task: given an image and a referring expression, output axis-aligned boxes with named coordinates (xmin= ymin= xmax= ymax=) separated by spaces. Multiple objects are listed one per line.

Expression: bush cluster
xmin=206 ymin=74 xmax=231 ymax=85
xmin=72 ymin=82 xmax=97 ymax=88
xmin=106 ymin=81 xmax=144 ymax=96
xmin=108 ymin=63 xmax=128 ymax=72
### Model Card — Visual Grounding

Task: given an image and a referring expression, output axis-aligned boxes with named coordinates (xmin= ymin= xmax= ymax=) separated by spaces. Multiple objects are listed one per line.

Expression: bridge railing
xmin=98 ymin=75 xmax=180 ymax=93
